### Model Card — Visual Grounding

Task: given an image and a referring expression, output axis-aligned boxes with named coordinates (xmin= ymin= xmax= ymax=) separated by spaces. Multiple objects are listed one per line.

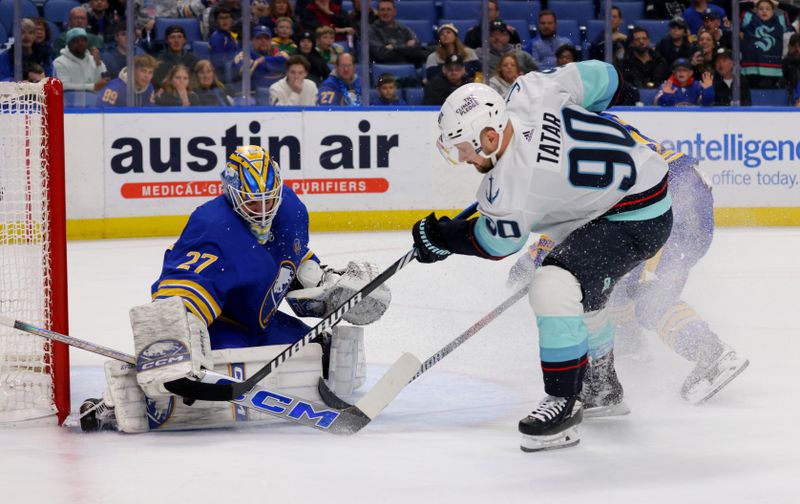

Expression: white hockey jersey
xmin=472 ymin=61 xmax=671 ymax=257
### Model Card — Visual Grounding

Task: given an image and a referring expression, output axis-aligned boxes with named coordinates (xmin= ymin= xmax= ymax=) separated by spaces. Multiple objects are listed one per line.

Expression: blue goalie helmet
xmin=221 ymin=145 xmax=283 ymax=244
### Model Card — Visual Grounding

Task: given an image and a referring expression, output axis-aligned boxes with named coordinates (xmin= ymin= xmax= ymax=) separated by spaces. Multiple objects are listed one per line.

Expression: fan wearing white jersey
xmin=412 ymin=61 xmax=674 ymax=452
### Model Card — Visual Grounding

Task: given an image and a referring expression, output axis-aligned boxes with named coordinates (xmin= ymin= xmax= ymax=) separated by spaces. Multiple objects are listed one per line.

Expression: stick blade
xmin=354 ymin=352 xmax=421 ymax=420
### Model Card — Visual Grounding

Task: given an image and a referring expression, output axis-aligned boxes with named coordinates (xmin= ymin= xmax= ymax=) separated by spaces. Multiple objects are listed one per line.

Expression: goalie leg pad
xmin=103 ymin=360 xmax=149 ymax=433
xmin=327 ymin=325 xmax=366 ymax=396
xmin=131 ymin=297 xmax=214 ymax=400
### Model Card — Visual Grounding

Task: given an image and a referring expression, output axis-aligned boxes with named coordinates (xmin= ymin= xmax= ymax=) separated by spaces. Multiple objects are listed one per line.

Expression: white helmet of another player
xmin=437 ymin=83 xmax=509 ymax=166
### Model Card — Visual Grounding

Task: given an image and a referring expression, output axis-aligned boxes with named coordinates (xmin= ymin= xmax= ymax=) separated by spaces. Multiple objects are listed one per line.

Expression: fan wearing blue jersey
xmin=79 ymin=145 xmax=390 ymax=433
xmin=412 ymin=62 xmax=674 ymax=452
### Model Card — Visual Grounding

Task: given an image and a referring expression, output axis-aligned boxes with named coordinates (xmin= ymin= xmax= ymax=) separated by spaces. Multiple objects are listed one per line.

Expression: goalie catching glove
xmin=286 ymin=260 xmax=391 ymax=325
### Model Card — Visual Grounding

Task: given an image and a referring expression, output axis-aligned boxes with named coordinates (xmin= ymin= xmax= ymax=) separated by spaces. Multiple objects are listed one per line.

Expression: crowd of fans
xmin=2 ymin=0 xmax=800 ymax=107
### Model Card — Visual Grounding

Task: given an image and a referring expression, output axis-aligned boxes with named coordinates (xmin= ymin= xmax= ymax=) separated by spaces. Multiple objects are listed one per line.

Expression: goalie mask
xmin=221 ymin=145 xmax=283 ymax=244
xmin=437 ymin=83 xmax=509 ymax=167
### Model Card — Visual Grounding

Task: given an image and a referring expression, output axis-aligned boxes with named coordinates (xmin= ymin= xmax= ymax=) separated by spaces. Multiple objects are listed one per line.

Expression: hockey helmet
xmin=436 ymin=83 xmax=509 ymax=166
xmin=221 ymin=145 xmax=283 ymax=244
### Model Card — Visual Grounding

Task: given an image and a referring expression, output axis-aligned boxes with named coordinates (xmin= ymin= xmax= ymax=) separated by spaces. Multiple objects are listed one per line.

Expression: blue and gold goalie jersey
xmin=151 ymin=186 xmax=315 ymax=349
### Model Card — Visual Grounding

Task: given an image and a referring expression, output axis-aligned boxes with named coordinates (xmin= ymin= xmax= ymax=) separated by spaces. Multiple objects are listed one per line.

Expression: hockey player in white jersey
xmin=412 ymin=61 xmax=673 ymax=452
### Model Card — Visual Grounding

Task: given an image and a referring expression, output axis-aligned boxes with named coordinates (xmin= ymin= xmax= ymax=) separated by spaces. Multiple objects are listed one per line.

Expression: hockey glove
xmin=412 ymin=212 xmax=453 ymax=263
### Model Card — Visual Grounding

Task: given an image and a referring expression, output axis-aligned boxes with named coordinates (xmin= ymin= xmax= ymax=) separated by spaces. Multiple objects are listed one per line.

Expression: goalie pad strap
xmin=104 ymin=360 xmax=149 ymax=433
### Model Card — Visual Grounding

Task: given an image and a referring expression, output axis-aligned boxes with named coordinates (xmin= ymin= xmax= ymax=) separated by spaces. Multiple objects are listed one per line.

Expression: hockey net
xmin=0 ymin=79 xmax=70 ymax=425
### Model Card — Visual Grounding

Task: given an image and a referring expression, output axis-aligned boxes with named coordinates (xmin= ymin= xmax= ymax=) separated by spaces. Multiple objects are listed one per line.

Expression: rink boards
xmin=62 ymin=107 xmax=800 ymax=239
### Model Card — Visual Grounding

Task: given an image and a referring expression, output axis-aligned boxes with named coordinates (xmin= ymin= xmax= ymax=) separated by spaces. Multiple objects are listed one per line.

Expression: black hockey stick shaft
xmin=166 ymin=202 xmax=480 ymax=402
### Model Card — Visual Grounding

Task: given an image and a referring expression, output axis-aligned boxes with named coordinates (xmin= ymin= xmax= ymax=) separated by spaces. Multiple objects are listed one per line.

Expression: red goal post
xmin=0 ymin=78 xmax=70 ymax=425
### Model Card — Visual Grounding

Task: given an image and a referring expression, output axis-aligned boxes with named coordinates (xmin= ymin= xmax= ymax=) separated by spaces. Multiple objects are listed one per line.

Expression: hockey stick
xmin=0 ymin=316 xmax=421 ymax=435
xmin=318 ymin=284 xmax=530 ymax=409
xmin=166 ymin=202 xmax=480 ymax=403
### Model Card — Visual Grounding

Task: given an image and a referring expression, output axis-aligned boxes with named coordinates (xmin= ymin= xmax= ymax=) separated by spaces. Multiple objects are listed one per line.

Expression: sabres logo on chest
xmin=259 ymin=260 xmax=296 ymax=328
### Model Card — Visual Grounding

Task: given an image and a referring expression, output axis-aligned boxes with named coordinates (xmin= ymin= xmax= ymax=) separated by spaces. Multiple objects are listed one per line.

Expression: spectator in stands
xmin=712 ymin=48 xmax=752 ymax=105
xmin=423 ymin=53 xmax=471 ymax=105
xmin=701 ymin=10 xmax=732 ymax=49
xmin=644 ymin=0 xmax=691 ymax=19
xmin=683 ymin=0 xmax=729 ymax=34
xmin=153 ymin=26 xmax=199 ymax=89
xmin=155 ymin=0 xmax=205 ymax=19
xmin=623 ymin=26 xmax=670 ymax=89
xmin=316 ymin=26 xmax=344 ymax=64
xmin=482 ymin=19 xmax=537 ymax=76
xmin=317 ymin=52 xmax=361 ymax=105
xmin=235 ymin=26 xmax=288 ymax=90
xmin=371 ymin=73 xmax=406 ymax=105
xmin=692 ymin=29 xmax=717 ymax=78
xmin=107 ymin=0 xmax=154 ymax=38
xmin=23 ymin=63 xmax=46 ymax=82
xmin=656 ymin=18 xmax=696 ymax=67
xmin=101 ymin=24 xmax=144 ymax=79
xmin=464 ymin=0 xmax=521 ymax=49
xmin=83 ymin=0 xmax=115 ymax=43
xmin=655 ymin=57 xmax=714 ymax=105
xmin=589 ymin=5 xmax=628 ymax=64
xmin=742 ymin=0 xmax=793 ymax=88
xmin=31 ymin=18 xmax=55 ymax=69
xmin=555 ymin=44 xmax=580 ymax=66
xmin=156 ymin=64 xmax=200 ymax=106
xmin=301 ymin=0 xmax=355 ymax=43
xmin=56 ymin=7 xmax=104 ymax=52
xmin=273 ymin=17 xmax=298 ymax=54
xmin=489 ymin=53 xmax=522 ymax=96
xmin=192 ymin=59 xmax=233 ymax=106
xmin=54 ymin=28 xmax=110 ymax=91
xmin=368 ymin=0 xmax=429 ymax=67
xmin=348 ymin=0 xmax=377 ymax=40
xmin=530 ymin=10 xmax=572 ymax=70
xmin=0 ymin=19 xmax=54 ymax=81
xmin=209 ymin=6 xmax=239 ymax=74
xmin=259 ymin=0 xmax=300 ymax=33
xmin=425 ymin=24 xmax=479 ymax=82
xmin=783 ymin=34 xmax=800 ymax=100
xmin=96 ymin=53 xmax=157 ymax=106
xmin=296 ymin=30 xmax=330 ymax=84
xmin=269 ymin=54 xmax=318 ymax=105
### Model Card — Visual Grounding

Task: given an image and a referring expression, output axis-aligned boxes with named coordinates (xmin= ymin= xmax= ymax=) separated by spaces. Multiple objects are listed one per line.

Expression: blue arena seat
xmin=371 ymin=62 xmax=417 ymax=86
xmin=615 ymin=1 xmax=644 ymax=24
xmin=0 ymin=22 xmax=7 ymax=45
xmin=548 ymin=0 xmax=595 ymax=25
xmin=751 ymin=89 xmax=790 ymax=106
xmin=368 ymin=88 xmax=381 ymax=104
xmin=44 ymin=0 xmax=78 ymax=28
xmin=154 ymin=17 xmax=202 ymax=43
xmin=398 ymin=19 xmax=436 ymax=45
xmin=0 ymin=0 xmax=39 ymax=33
xmin=555 ymin=18 xmax=580 ymax=46
xmin=505 ymin=18 xmax=531 ymax=44
xmin=442 ymin=1 xmax=482 ymax=20
xmin=638 ymin=87 xmax=659 ymax=105
xmin=256 ymin=86 xmax=271 ymax=105
xmin=500 ymin=1 xmax=539 ymax=23
xmin=395 ymin=1 xmax=437 ymax=25
xmin=192 ymin=39 xmax=210 ymax=59
xmin=404 ymin=86 xmax=424 ymax=105
xmin=633 ymin=19 xmax=669 ymax=44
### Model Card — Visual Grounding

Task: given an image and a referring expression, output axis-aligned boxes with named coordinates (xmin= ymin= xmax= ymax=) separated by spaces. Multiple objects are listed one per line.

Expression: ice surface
xmin=1 ymin=228 xmax=798 ymax=503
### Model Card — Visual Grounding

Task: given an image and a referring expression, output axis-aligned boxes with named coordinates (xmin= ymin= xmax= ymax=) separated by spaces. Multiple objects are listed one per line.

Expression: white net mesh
xmin=0 ymin=81 xmax=57 ymax=423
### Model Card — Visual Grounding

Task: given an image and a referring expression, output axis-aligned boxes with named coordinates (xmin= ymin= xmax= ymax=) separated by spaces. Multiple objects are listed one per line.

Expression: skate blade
xmin=520 ymin=426 xmax=580 ymax=453
xmin=683 ymin=358 xmax=750 ymax=405
xmin=584 ymin=401 xmax=631 ymax=418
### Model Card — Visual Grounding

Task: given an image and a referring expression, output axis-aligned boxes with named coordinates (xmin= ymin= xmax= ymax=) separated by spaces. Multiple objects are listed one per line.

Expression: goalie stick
xmin=165 ymin=202 xmax=480 ymax=403
xmin=0 ymin=316 xmax=420 ymax=435
xmin=319 ymin=285 xmax=530 ymax=409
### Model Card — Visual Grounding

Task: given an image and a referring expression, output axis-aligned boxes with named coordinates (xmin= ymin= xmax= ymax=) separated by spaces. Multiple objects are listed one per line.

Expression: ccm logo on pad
xmin=137 ymin=340 xmax=190 ymax=371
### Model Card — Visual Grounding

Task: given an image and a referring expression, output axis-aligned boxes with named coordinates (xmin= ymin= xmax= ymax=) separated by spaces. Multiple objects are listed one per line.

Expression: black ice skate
xmin=518 ymin=396 xmax=583 ymax=452
xmin=580 ymin=352 xmax=631 ymax=418
xmin=681 ymin=344 xmax=749 ymax=405
xmin=79 ymin=397 xmax=117 ymax=432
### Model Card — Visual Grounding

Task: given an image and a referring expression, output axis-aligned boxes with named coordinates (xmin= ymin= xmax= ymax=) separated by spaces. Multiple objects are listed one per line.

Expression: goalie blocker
xmin=82 ymin=297 xmax=368 ymax=433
